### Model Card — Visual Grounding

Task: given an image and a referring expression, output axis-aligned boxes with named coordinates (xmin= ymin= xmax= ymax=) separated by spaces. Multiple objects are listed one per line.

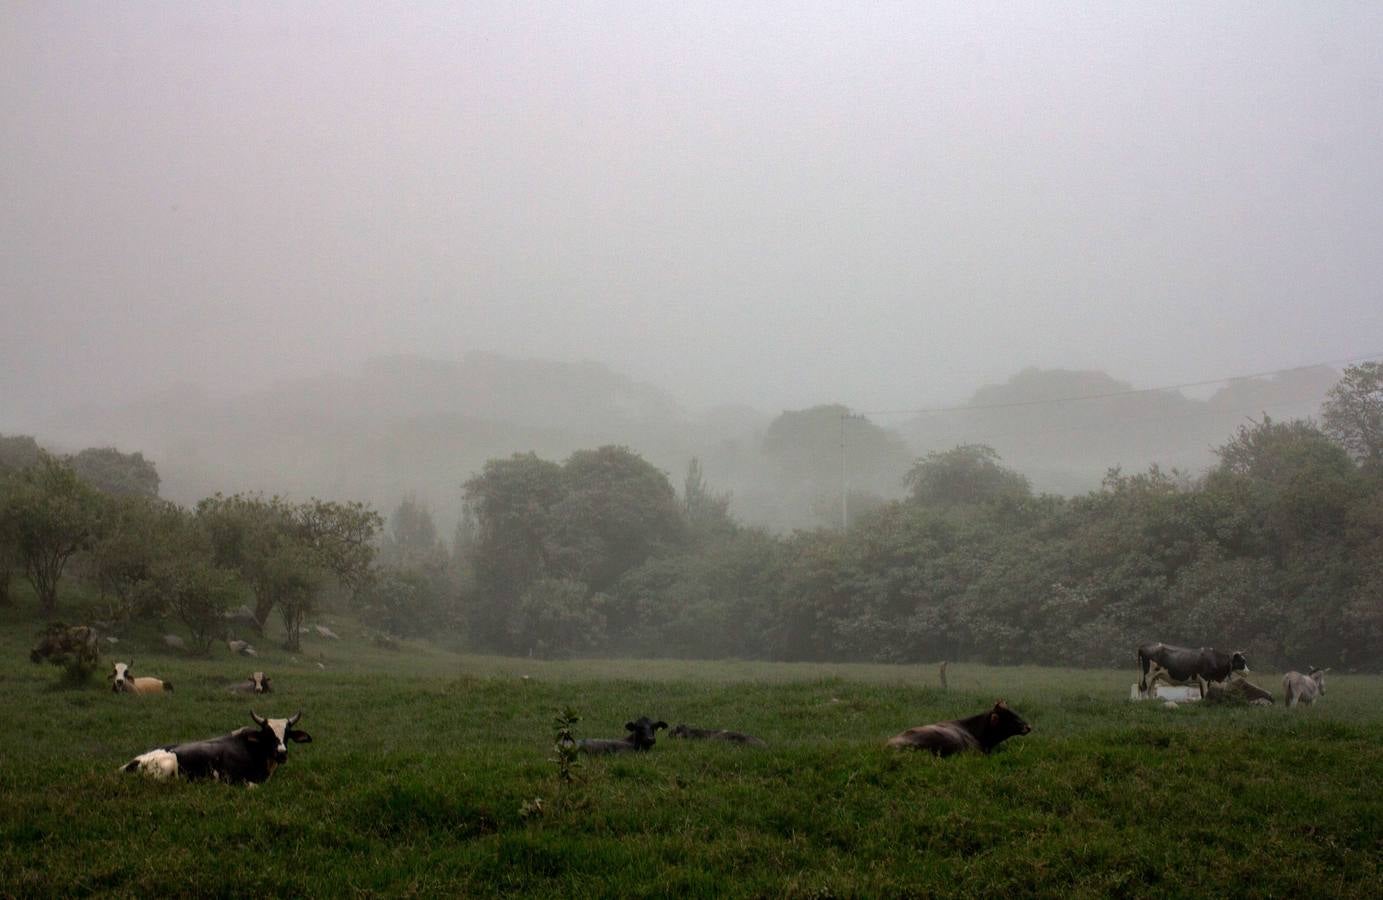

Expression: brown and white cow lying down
xmin=110 ymin=661 xmax=173 ymax=694
xmin=577 ymin=717 xmax=667 ymax=754
xmin=887 ymin=700 xmax=1032 ymax=756
xmin=1283 ymin=668 xmax=1329 ymax=707
xmin=121 ymin=711 xmax=312 ymax=786
xmin=669 ymin=724 xmax=767 ymax=747
xmin=228 ymin=671 xmax=272 ymax=694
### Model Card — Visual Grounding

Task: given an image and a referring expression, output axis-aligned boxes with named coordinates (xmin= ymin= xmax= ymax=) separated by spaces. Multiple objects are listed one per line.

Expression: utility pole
xmin=840 ymin=411 xmax=864 ymax=530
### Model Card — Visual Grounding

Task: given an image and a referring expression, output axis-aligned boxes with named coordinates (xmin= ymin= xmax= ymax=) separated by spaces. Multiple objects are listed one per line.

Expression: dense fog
xmin=5 ymin=3 xmax=1381 ymax=422
xmin=3 ymin=5 xmax=1382 ymax=667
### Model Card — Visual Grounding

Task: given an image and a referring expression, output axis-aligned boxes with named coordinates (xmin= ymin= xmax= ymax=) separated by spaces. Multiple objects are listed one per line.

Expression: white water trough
xmin=1129 ymin=683 xmax=1202 ymax=702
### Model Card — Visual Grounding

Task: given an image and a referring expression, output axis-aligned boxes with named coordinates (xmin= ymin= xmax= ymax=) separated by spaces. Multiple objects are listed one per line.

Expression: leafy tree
xmin=268 ymin=544 xmax=325 ymax=651
xmin=905 ymin=445 xmax=1032 ymax=507
xmin=1208 ymin=416 xmax=1358 ymax=551
xmin=69 ymin=447 xmax=160 ymax=498
xmin=552 ymin=446 xmax=684 ymax=593
xmin=508 ymin=578 xmax=607 ymax=659
xmin=142 ymin=559 xmax=242 ymax=655
xmin=682 ymin=458 xmax=734 ymax=538
xmin=611 ymin=527 xmax=782 ymax=659
xmin=1322 ymin=361 xmax=1383 ymax=468
xmin=0 ymin=476 xmax=17 ymax=607
xmin=763 ymin=405 xmax=912 ymax=490
xmin=88 ymin=496 xmax=193 ymax=621
xmin=0 ymin=437 xmax=44 ymax=603
xmin=196 ymin=493 xmax=379 ymax=649
xmin=0 ymin=434 xmax=43 ymax=473
xmin=360 ymin=566 xmax=457 ymax=638
xmin=380 ymin=494 xmax=447 ymax=570
xmin=197 ymin=493 xmax=295 ymax=630
xmin=296 ymin=498 xmax=382 ymax=597
xmin=0 ymin=453 xmax=102 ymax=618
xmin=463 ymin=453 xmax=566 ymax=649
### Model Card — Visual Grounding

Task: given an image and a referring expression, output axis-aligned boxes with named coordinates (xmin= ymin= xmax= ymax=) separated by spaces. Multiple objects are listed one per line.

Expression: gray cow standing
xmin=1283 ymin=667 xmax=1329 ymax=707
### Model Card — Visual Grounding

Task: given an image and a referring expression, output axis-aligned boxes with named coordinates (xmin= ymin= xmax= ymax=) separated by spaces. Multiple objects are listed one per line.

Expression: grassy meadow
xmin=1 ymin=600 xmax=1380 ymax=898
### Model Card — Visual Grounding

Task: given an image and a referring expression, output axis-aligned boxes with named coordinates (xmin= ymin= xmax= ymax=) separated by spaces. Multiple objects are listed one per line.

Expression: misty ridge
xmin=25 ymin=351 xmax=1340 ymax=533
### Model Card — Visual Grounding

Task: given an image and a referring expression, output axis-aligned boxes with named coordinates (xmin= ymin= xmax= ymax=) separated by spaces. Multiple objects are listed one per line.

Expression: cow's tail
xmin=1136 ymin=647 xmax=1149 ymax=694
xmin=163 ymin=681 xmax=174 ymax=693
xmin=119 ymin=759 xmax=139 ymax=774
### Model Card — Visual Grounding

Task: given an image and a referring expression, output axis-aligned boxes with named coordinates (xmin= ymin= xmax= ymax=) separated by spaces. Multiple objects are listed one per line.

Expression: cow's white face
xmin=250 ymin=711 xmax=311 ymax=763
xmin=111 ymin=662 xmax=132 ymax=692
xmin=251 ymin=672 xmax=270 ymax=693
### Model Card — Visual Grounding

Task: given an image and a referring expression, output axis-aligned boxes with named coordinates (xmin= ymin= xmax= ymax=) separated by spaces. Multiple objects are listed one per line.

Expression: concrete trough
xmin=1129 ymin=683 xmax=1202 ymax=702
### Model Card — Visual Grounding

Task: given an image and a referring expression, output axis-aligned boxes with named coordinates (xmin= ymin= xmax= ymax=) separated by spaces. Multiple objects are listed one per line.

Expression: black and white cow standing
xmin=120 ymin=711 xmax=311 ymax=786
xmin=1136 ymin=642 xmax=1248 ymax=699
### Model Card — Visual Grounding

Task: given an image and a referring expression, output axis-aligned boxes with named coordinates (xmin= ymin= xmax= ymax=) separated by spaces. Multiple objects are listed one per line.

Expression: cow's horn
xmin=250 ymin=710 xmax=267 ymax=727
xmin=287 ymin=710 xmax=302 ymax=726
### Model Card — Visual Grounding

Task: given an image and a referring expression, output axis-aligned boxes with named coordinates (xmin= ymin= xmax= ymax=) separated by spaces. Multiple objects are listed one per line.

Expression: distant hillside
xmin=34 ymin=354 xmax=768 ymax=531
xmin=17 ymin=355 xmax=1345 ymax=532
xmin=902 ymin=366 xmax=1339 ymax=494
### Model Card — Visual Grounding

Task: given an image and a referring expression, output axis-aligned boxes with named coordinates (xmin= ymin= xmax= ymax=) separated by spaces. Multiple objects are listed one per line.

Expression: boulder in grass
xmin=162 ymin=634 xmax=186 ymax=652
xmin=313 ymin=624 xmax=340 ymax=641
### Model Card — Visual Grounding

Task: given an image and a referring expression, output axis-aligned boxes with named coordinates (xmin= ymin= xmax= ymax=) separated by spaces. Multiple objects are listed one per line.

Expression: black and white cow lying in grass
xmin=668 ymin=724 xmax=767 ymax=747
xmin=110 ymin=661 xmax=173 ymax=694
xmin=1283 ymin=668 xmax=1329 ymax=707
xmin=577 ymin=716 xmax=667 ymax=754
xmin=121 ymin=711 xmax=312 ymax=786
xmin=887 ymin=700 xmax=1032 ymax=756
xmin=228 ymin=671 xmax=272 ymax=694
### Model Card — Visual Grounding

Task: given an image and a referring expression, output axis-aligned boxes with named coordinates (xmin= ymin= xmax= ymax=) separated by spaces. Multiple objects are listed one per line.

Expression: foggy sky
xmin=4 ymin=2 xmax=1382 ymax=425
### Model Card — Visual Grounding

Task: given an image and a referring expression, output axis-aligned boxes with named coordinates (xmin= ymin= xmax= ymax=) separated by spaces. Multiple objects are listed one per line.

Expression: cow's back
xmin=167 ymin=729 xmax=261 ymax=782
xmin=887 ymin=723 xmax=979 ymax=756
xmin=129 ymin=677 xmax=171 ymax=695
xmin=576 ymin=738 xmax=635 ymax=755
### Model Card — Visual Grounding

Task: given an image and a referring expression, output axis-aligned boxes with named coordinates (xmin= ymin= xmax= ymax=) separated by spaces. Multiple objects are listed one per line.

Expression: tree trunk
xmin=279 ymin=602 xmax=304 ymax=651
xmin=253 ymin=592 xmax=275 ymax=635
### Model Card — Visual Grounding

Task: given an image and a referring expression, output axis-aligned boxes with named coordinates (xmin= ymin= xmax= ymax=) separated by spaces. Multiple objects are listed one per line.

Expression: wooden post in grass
xmin=939 ymin=661 xmax=948 ymax=691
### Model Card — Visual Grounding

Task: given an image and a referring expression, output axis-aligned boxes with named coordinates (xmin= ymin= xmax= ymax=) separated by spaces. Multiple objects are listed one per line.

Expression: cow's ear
xmin=654 ymin=721 xmax=668 ymax=731
xmin=624 ymin=721 xmax=636 ymax=732
xmin=288 ymin=730 xmax=312 ymax=744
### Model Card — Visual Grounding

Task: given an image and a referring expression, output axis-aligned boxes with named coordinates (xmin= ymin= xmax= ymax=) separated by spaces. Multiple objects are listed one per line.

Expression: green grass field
xmin=1 ymin=601 xmax=1379 ymax=898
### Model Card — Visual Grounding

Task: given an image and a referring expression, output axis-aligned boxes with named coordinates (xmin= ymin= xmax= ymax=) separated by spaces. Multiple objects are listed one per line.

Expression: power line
xmin=855 ymin=351 xmax=1383 ymax=419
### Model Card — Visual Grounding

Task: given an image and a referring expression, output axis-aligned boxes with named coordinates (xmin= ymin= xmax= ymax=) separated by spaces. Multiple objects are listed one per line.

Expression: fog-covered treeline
xmin=3 ymin=364 xmax=1380 ymax=670
xmin=22 ymin=354 xmax=1340 ymax=536
xmin=446 ymin=364 xmax=1382 ymax=669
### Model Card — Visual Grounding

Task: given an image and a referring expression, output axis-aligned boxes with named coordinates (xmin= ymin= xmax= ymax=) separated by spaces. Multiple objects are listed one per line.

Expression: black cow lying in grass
xmin=577 ymin=717 xmax=667 ymax=754
xmin=121 ymin=711 xmax=311 ymax=786
xmin=887 ymin=700 xmax=1032 ymax=756
xmin=669 ymin=724 xmax=767 ymax=747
